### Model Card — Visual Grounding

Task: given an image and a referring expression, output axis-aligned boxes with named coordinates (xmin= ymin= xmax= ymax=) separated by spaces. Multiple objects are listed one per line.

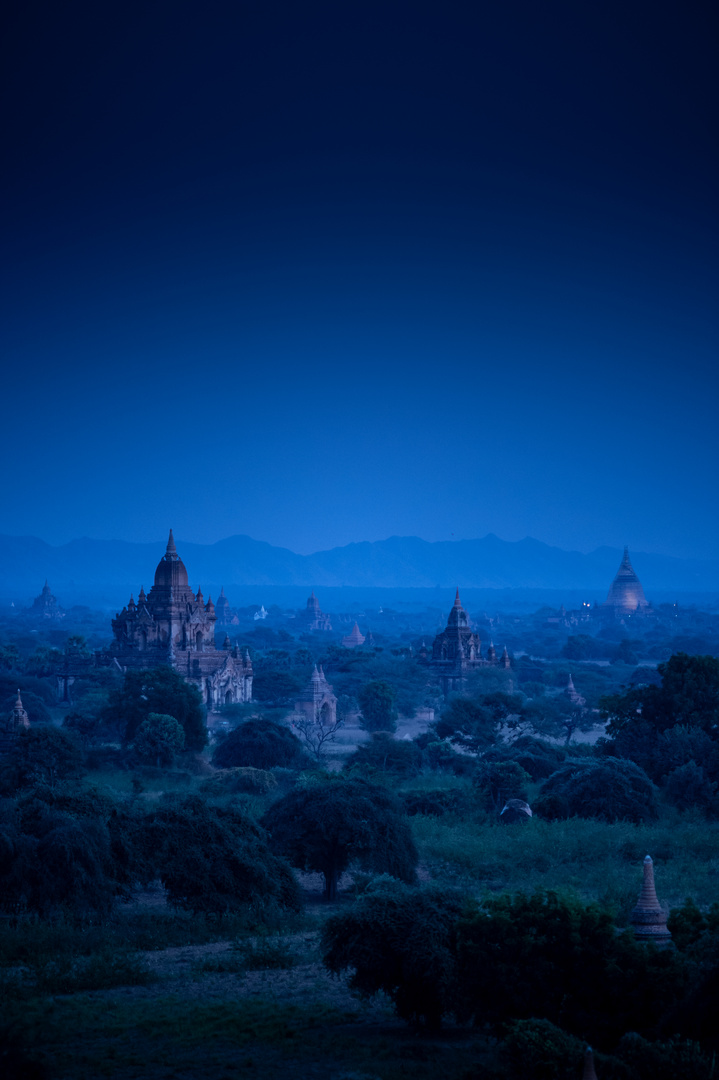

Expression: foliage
xmin=456 ymin=889 xmax=688 ymax=1047
xmin=252 ymin=669 xmax=303 ymax=703
xmin=535 ymin=757 xmax=658 ymax=823
xmin=291 ymin=703 xmax=344 ymax=763
xmin=483 ymin=736 xmax=567 ymax=780
xmin=133 ymin=712 xmax=185 ymax=766
xmin=262 ymin=778 xmax=418 ymax=900
xmin=344 ymin=731 xmax=422 ymax=778
xmin=140 ymin=795 xmax=302 ymax=917
xmin=664 ymin=761 xmax=718 ymax=814
xmin=1 ymin=726 xmax=85 ymax=792
xmin=357 ymin=679 xmax=398 ymax=733
xmin=400 ymin=787 xmax=470 ymax=817
xmin=0 ymin=797 xmax=116 ymax=917
xmin=213 ymin=718 xmax=309 ymax=770
xmin=107 ymin=666 xmax=207 ymax=750
xmin=472 ymin=760 xmax=530 ymax=813
xmin=200 ymin=766 xmax=277 ymax=797
xmin=321 ymin=876 xmax=467 ymax=1030
xmin=434 ymin=696 xmax=498 ymax=751
xmin=499 ymin=1019 xmax=590 ymax=1080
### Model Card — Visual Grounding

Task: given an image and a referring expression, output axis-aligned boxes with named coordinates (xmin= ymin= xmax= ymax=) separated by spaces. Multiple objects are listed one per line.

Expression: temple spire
xmin=630 ymin=855 xmax=672 ymax=947
xmin=454 ymin=587 xmax=461 ymax=605
xmin=582 ymin=1046 xmax=598 ymax=1080
xmin=166 ymin=529 xmax=177 ymax=556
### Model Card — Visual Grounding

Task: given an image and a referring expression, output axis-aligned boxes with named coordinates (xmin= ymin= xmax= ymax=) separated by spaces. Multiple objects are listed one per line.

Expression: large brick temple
xmin=430 ymin=589 xmax=509 ymax=693
xmin=109 ymin=530 xmax=252 ymax=708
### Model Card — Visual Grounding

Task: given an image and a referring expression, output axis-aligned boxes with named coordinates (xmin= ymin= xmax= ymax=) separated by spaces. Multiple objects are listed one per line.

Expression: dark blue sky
xmin=1 ymin=1 xmax=717 ymax=559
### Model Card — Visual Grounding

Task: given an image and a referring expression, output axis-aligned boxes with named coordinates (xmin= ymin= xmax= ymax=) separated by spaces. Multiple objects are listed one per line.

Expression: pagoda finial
xmin=582 ymin=1046 xmax=598 ymax=1080
xmin=166 ymin=529 xmax=177 ymax=555
xmin=454 ymin=587 xmax=461 ymax=605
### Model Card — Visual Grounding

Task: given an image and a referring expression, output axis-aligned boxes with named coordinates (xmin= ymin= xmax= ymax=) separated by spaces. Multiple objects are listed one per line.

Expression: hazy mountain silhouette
xmin=1 ymin=533 xmax=717 ymax=602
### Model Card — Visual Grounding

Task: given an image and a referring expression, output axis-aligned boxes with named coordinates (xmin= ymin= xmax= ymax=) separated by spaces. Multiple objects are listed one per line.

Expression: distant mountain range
xmin=0 ymin=533 xmax=717 ymax=604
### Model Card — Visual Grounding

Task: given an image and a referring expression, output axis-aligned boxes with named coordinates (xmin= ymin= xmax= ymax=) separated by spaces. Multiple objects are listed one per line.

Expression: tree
xmin=133 ymin=713 xmax=185 ymax=767
xmin=213 ymin=718 xmax=309 ymax=770
xmin=535 ymin=757 xmax=658 ymax=823
xmin=107 ymin=666 xmax=206 ymax=750
xmin=252 ymin=669 xmax=303 ymax=703
xmin=322 ymin=877 xmax=466 ymax=1030
xmin=472 ymin=760 xmax=530 ymax=813
xmin=262 ymin=778 xmax=418 ymax=900
xmin=358 ymin=680 xmax=398 ymax=733
xmin=456 ymin=889 xmax=687 ymax=1047
xmin=434 ymin=696 xmax=499 ymax=752
xmin=345 ymin=731 xmax=422 ymax=778
xmin=1 ymin=726 xmax=85 ymax=791
xmin=140 ymin=796 xmax=301 ymax=918
xmin=292 ymin=702 xmax=344 ymax=764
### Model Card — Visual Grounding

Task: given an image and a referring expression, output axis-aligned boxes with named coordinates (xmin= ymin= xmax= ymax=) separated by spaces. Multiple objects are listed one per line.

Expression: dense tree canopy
xmin=133 ymin=713 xmax=185 ymax=767
xmin=212 ymin=718 xmax=309 ymax=771
xmin=107 ymin=667 xmax=206 ymax=750
xmin=535 ymin=757 xmax=658 ymax=823
xmin=322 ymin=877 xmax=466 ymax=1030
xmin=357 ymin=680 xmax=398 ymax=733
xmin=262 ymin=778 xmax=418 ymax=900
xmin=1 ymin=726 xmax=85 ymax=792
xmin=139 ymin=795 xmax=301 ymax=917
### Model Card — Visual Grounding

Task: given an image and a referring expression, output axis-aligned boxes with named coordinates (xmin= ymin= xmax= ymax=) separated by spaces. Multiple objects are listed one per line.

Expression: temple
xmin=214 ymin=587 xmax=238 ymax=626
xmin=0 ymin=691 xmax=30 ymax=755
xmin=429 ymin=589 xmax=509 ymax=693
xmin=341 ymin=622 xmax=366 ymax=649
xmin=28 ymin=580 xmax=64 ymax=619
xmin=301 ymin=591 xmax=332 ymax=631
xmin=292 ymin=664 xmax=337 ymax=726
xmin=603 ymin=547 xmax=650 ymax=615
xmin=109 ymin=530 xmax=252 ymax=708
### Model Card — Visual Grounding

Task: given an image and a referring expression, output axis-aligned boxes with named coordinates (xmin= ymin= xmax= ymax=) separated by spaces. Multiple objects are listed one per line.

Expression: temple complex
xmin=109 ymin=530 xmax=252 ymax=708
xmin=603 ymin=547 xmax=650 ymax=616
xmin=300 ymin=591 xmax=332 ymax=631
xmin=429 ymin=589 xmax=508 ymax=693
xmin=292 ymin=664 xmax=337 ymax=726
xmin=0 ymin=691 xmax=30 ymax=755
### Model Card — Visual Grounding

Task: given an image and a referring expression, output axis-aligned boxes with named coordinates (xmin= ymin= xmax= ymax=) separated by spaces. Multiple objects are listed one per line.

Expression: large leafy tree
xmin=107 ymin=666 xmax=206 ymax=750
xmin=213 ymin=718 xmax=309 ymax=770
xmin=456 ymin=890 xmax=687 ymax=1048
xmin=139 ymin=796 xmax=301 ymax=917
xmin=1 ymin=726 xmax=85 ymax=792
xmin=322 ymin=877 xmax=466 ymax=1030
xmin=133 ymin=713 xmax=185 ymax=767
xmin=357 ymin=680 xmax=398 ymax=733
xmin=261 ymin=778 xmax=418 ymax=900
xmin=535 ymin=757 xmax=658 ymax=823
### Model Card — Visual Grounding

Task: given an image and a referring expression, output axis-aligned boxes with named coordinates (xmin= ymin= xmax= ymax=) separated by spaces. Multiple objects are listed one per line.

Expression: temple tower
xmin=603 ymin=547 xmax=649 ymax=615
xmin=630 ymin=855 xmax=672 ymax=948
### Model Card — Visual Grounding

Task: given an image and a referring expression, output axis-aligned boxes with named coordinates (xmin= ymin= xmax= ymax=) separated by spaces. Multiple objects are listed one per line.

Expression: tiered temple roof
xmin=109 ymin=530 xmax=252 ymax=708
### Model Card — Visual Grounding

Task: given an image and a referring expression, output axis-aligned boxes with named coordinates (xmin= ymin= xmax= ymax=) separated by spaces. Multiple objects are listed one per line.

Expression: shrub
xmin=456 ymin=889 xmax=688 ymax=1047
xmin=213 ymin=719 xmax=309 ymax=771
xmin=200 ymin=767 xmax=278 ymax=797
xmin=321 ymin=877 xmax=466 ymax=1030
xmin=535 ymin=757 xmax=658 ymax=823
xmin=400 ymin=788 xmax=469 ymax=817
xmin=345 ymin=732 xmax=422 ymax=778
xmin=664 ymin=761 xmax=718 ymax=814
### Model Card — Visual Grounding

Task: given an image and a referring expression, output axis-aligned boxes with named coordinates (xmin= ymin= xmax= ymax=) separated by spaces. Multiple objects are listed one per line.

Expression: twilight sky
xmin=1 ymin=1 xmax=717 ymax=560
